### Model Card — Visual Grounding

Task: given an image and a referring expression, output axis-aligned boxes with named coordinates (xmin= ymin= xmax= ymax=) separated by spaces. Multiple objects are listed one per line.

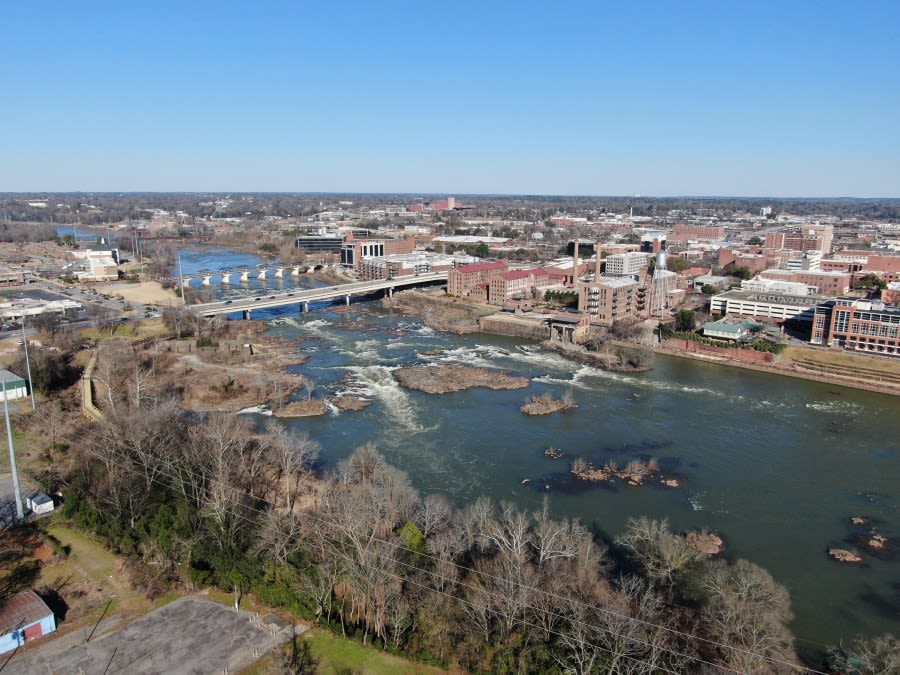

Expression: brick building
xmin=341 ymin=237 xmax=416 ymax=272
xmin=577 ymin=276 xmax=639 ymax=325
xmin=669 ymin=223 xmax=725 ymax=243
xmin=447 ymin=261 xmax=508 ymax=300
xmin=717 ymin=248 xmax=770 ymax=273
xmin=764 ymin=225 xmax=833 ymax=253
xmin=757 ymin=269 xmax=851 ymax=296
xmin=488 ymin=269 xmax=552 ymax=305
xmin=811 ymin=299 xmax=900 ymax=356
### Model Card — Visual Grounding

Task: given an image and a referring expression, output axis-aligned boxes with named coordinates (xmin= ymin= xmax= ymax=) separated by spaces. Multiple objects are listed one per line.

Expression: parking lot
xmin=6 ymin=596 xmax=296 ymax=674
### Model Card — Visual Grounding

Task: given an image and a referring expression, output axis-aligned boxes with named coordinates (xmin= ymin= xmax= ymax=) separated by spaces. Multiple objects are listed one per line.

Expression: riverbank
xmin=654 ymin=340 xmax=900 ymax=397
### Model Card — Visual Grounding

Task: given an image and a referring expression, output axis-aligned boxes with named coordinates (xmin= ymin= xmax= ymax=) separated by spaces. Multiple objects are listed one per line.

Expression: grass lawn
xmin=42 ymin=522 xmax=153 ymax=617
xmin=78 ymin=318 xmax=169 ymax=341
xmin=782 ymin=346 xmax=900 ymax=382
xmin=299 ymin=627 xmax=446 ymax=675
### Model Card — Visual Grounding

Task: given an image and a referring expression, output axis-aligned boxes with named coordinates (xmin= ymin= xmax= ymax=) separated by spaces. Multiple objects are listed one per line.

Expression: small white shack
xmin=0 ymin=369 xmax=28 ymax=401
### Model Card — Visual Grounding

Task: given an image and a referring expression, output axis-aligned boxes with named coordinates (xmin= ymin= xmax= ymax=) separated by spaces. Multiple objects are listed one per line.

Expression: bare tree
xmin=263 ymin=423 xmax=320 ymax=510
xmin=531 ymin=495 xmax=588 ymax=567
xmin=415 ymin=492 xmax=453 ymax=538
xmin=700 ymin=558 xmax=799 ymax=673
xmin=617 ymin=517 xmax=701 ymax=588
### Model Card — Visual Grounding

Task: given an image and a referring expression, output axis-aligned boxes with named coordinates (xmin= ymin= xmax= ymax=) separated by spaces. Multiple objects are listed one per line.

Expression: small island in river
xmin=393 ymin=365 xmax=529 ymax=393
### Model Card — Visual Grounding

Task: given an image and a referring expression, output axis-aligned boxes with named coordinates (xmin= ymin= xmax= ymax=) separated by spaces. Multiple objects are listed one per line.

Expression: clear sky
xmin=2 ymin=1 xmax=898 ymax=197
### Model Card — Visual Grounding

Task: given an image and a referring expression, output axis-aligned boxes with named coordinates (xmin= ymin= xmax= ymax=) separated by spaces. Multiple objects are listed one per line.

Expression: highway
xmin=188 ymin=271 xmax=448 ymax=317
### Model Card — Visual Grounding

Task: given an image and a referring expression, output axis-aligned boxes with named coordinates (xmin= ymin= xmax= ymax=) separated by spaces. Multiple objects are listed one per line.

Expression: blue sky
xmin=2 ymin=1 xmax=898 ymax=196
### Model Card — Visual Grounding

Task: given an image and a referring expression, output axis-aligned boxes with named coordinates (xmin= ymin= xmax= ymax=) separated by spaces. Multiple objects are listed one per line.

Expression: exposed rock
xmin=571 ymin=457 xmax=671 ymax=488
xmin=867 ymin=534 xmax=888 ymax=550
xmin=686 ymin=530 xmax=724 ymax=556
xmin=383 ymin=290 xmax=487 ymax=334
xmin=661 ymin=479 xmax=680 ymax=487
xmin=330 ymin=396 xmax=372 ymax=412
xmin=544 ymin=447 xmax=565 ymax=460
xmin=828 ymin=547 xmax=863 ymax=563
xmin=393 ymin=365 xmax=529 ymax=394
xmin=541 ymin=339 xmax=654 ymax=373
xmin=272 ymin=399 xmax=329 ymax=417
xmin=521 ymin=393 xmax=576 ymax=415
xmin=850 ymin=515 xmax=869 ymax=526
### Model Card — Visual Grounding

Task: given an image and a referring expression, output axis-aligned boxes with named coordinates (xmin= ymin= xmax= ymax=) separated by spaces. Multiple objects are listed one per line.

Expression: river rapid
xmin=179 ymin=248 xmax=900 ymax=655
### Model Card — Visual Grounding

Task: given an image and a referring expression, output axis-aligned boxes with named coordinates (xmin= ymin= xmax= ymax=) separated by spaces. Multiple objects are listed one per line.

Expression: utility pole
xmin=2 ymin=379 xmax=25 ymax=522
xmin=20 ymin=319 xmax=35 ymax=409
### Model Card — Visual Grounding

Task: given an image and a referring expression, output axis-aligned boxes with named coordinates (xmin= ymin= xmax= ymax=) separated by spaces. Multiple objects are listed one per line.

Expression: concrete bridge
xmin=188 ymin=271 xmax=448 ymax=318
xmin=182 ymin=265 xmax=307 ymax=287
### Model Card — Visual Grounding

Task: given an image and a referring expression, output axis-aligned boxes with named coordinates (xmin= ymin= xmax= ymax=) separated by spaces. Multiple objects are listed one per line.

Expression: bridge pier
xmin=291 ymin=266 xmax=301 ymax=276
xmin=258 ymin=270 xmax=267 ymax=281
xmin=182 ymin=277 xmax=192 ymax=287
xmin=240 ymin=271 xmax=250 ymax=282
xmin=275 ymin=268 xmax=284 ymax=278
xmin=221 ymin=273 xmax=232 ymax=284
xmin=387 ymin=287 xmax=393 ymax=298
xmin=202 ymin=275 xmax=212 ymax=286
xmin=242 ymin=309 xmax=251 ymax=320
xmin=302 ymin=302 xmax=309 ymax=313
xmin=345 ymin=294 xmax=350 ymax=306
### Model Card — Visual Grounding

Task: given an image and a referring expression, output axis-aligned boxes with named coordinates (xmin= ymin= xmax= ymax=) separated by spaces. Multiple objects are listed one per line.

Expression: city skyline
xmin=2 ymin=1 xmax=898 ymax=197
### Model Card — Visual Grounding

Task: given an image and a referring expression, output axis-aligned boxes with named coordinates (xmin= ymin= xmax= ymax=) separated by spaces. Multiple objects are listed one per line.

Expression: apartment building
xmin=577 ymin=276 xmax=639 ymax=325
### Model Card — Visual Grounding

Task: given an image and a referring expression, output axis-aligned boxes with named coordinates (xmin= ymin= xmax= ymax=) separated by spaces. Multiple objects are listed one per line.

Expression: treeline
xmin=3 ymin=193 xmax=899 ymax=225
xmin=47 ymin=398 xmax=805 ymax=674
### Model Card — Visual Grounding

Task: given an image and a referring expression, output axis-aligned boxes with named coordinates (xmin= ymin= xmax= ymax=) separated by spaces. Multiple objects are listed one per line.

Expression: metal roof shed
xmin=0 ymin=369 xmax=27 ymax=402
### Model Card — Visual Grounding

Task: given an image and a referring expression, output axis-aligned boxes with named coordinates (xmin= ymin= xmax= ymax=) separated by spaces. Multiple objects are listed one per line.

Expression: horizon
xmin=3 ymin=2 xmax=898 ymax=197
xmin=4 ymin=191 xmax=900 ymax=203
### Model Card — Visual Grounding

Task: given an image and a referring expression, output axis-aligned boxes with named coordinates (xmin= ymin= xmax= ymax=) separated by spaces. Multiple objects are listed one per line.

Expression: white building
xmin=710 ymin=290 xmax=826 ymax=322
xmin=740 ymin=278 xmax=812 ymax=296
xmin=604 ymin=252 xmax=649 ymax=277
xmin=786 ymin=251 xmax=822 ymax=271
xmin=0 ymin=369 xmax=28 ymax=401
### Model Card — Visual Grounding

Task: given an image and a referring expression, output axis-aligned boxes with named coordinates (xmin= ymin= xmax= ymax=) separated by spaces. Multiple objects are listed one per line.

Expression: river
xmin=179 ymin=248 xmax=900 ymax=655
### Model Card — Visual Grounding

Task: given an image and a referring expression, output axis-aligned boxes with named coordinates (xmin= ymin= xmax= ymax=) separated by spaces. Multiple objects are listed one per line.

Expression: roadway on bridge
xmin=188 ymin=272 xmax=447 ymax=316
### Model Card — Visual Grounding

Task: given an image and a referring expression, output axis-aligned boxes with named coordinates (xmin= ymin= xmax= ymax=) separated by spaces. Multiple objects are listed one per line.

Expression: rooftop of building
xmin=500 ymin=269 xmax=545 ymax=281
xmin=585 ymin=276 xmax=639 ymax=288
xmin=0 ymin=368 xmax=27 ymax=386
xmin=0 ymin=590 xmax=53 ymax=634
xmin=760 ymin=268 xmax=849 ymax=277
xmin=703 ymin=319 xmax=762 ymax=335
xmin=713 ymin=289 xmax=830 ymax=306
xmin=455 ymin=261 xmax=507 ymax=273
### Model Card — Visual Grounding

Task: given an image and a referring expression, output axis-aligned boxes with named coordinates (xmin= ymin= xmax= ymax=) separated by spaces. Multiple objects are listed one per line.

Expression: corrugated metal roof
xmin=0 ymin=369 xmax=27 ymax=386
xmin=0 ymin=590 xmax=52 ymax=634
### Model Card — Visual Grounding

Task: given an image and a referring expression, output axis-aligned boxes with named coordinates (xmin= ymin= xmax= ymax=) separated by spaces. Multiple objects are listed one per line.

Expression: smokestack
xmin=573 ymin=240 xmax=579 ymax=280
xmin=595 ymin=241 xmax=601 ymax=279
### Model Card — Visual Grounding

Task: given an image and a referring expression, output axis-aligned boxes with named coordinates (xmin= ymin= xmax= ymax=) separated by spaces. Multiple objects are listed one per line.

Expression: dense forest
xmin=15 ymin=333 xmax=891 ymax=674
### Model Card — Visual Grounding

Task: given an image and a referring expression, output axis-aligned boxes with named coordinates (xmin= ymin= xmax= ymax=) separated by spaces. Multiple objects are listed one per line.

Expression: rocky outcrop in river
xmin=393 ymin=365 xmax=529 ymax=393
